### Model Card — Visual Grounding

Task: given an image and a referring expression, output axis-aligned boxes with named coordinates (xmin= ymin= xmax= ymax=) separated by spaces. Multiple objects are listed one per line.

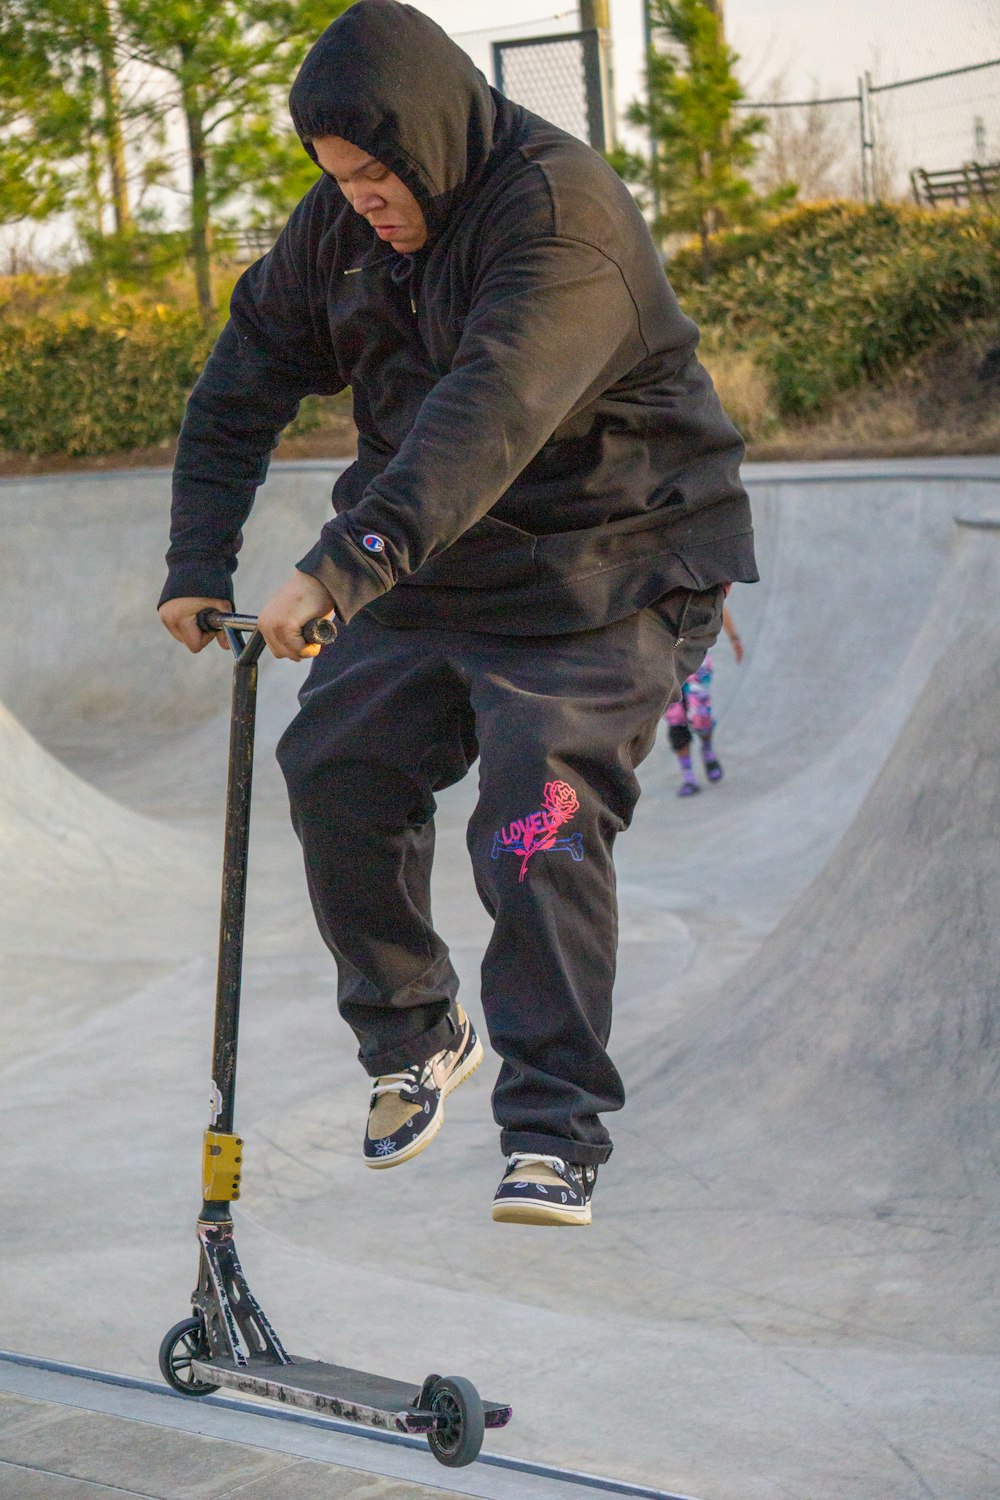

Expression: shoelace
xmin=371 ymin=1061 xmax=429 ymax=1100
xmin=507 ymin=1152 xmax=569 ymax=1174
xmin=507 ymin=1153 xmax=596 ymax=1195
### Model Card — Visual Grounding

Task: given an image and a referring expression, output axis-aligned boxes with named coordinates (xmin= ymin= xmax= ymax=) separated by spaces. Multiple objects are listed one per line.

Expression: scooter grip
xmin=196 ymin=608 xmax=228 ymax=634
xmin=302 ymin=617 xmax=338 ymax=646
xmin=196 ymin=609 xmax=337 ymax=646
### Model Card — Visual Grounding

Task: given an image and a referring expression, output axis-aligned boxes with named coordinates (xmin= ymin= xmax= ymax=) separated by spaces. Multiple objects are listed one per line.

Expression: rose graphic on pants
xmin=492 ymin=779 xmax=584 ymax=882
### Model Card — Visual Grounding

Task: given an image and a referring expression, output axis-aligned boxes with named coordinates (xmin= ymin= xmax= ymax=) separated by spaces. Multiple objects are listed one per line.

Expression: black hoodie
xmin=163 ymin=0 xmax=757 ymax=634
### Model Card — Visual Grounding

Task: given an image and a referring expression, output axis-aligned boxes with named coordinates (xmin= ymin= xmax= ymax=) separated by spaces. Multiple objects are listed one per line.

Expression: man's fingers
xmin=257 ymin=620 xmax=301 ymax=660
xmin=257 ymin=572 xmax=336 ymax=662
xmin=160 ymin=596 xmax=325 ymax=660
xmin=174 ymin=617 xmax=213 ymax=653
xmin=159 ymin=598 xmax=233 ymax=654
xmin=261 ymin=627 xmax=321 ymax=661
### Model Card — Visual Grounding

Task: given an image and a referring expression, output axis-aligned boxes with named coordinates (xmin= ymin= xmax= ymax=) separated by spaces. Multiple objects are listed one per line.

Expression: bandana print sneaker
xmin=363 ymin=1005 xmax=483 ymax=1169
xmin=491 ymin=1153 xmax=597 ymax=1226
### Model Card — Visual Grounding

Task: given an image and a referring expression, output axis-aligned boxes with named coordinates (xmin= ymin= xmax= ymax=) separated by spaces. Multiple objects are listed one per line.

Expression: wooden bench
xmin=911 ymin=162 xmax=1000 ymax=207
xmin=224 ymin=225 xmax=284 ymax=263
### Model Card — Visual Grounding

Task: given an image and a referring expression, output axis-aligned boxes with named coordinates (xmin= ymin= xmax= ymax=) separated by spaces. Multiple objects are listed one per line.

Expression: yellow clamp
xmin=202 ymin=1131 xmax=243 ymax=1201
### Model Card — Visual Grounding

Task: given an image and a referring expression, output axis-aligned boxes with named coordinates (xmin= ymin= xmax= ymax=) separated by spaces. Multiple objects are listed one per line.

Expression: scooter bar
xmin=196 ymin=608 xmax=337 ymax=647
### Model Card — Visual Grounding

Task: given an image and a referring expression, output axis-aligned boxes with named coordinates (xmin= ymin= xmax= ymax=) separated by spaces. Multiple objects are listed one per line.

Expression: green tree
xmin=113 ymin=0 xmax=354 ymax=322
xmin=611 ymin=0 xmax=793 ymax=273
xmin=0 ymin=8 xmax=88 ymax=228
xmin=0 ymin=0 xmax=147 ymax=281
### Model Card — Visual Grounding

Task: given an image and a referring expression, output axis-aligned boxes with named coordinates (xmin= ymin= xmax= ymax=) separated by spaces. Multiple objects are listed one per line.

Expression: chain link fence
xmin=493 ymin=30 xmax=610 ymax=151
xmin=874 ymin=59 xmax=1000 ymax=197
xmin=742 ymin=58 xmax=1000 ymax=205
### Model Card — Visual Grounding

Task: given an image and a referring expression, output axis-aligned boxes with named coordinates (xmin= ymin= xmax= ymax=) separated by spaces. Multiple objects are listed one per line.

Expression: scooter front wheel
xmin=158 ymin=1316 xmax=220 ymax=1397
xmin=424 ymin=1374 xmax=485 ymax=1467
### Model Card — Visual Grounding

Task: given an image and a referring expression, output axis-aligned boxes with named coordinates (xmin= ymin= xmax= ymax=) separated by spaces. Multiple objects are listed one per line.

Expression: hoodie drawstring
xmin=390 ymin=253 xmax=418 ymax=315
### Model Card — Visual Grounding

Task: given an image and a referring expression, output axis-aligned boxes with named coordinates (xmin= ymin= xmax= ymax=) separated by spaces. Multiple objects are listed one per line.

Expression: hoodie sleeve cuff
xmin=158 ymin=558 xmax=235 ymax=610
xmin=297 ymin=528 xmax=394 ymax=623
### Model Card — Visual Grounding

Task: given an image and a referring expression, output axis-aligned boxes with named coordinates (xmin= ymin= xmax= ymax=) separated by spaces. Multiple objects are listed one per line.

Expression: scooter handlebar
xmin=196 ymin=608 xmax=337 ymax=647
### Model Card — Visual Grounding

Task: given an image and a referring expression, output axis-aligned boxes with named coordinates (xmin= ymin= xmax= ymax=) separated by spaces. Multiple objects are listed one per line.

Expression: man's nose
xmin=353 ymin=187 xmax=385 ymax=216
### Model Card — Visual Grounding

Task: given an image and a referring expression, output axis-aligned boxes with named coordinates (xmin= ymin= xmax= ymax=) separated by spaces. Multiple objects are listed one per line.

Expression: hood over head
xmin=289 ymin=0 xmax=497 ymax=240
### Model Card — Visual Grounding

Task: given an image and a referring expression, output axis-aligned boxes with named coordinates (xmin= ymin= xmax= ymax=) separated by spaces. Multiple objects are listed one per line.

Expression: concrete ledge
xmin=0 ymin=1354 xmax=696 ymax=1500
xmin=1 ymin=452 xmax=998 ymax=489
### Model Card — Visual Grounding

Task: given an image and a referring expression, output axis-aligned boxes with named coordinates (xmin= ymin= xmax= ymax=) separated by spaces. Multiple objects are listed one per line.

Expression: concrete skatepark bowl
xmin=0 ymin=457 xmax=998 ymax=1500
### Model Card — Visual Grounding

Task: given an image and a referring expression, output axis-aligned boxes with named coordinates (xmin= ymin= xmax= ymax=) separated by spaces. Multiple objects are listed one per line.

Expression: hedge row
xmin=0 ymin=302 xmax=214 ymax=456
xmin=669 ymin=202 xmax=1000 ymax=416
xmin=2 ymin=203 xmax=997 ymax=454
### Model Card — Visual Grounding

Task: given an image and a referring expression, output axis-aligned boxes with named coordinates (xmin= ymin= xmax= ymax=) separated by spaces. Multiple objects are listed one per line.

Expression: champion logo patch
xmin=362 ymin=533 xmax=386 ymax=554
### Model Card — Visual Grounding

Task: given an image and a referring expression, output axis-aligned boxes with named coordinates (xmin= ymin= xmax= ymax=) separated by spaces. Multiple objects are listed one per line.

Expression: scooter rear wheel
xmin=159 ymin=1316 xmax=220 ymax=1397
xmin=425 ymin=1374 xmax=485 ymax=1467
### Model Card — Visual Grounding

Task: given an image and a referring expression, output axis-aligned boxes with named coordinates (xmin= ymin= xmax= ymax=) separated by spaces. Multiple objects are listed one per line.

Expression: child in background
xmin=666 ymin=606 xmax=744 ymax=797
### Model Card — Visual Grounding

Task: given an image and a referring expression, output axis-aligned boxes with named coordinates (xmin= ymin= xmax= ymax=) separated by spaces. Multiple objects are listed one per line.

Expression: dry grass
xmin=700 ymin=346 xmax=778 ymax=445
xmin=0 ymin=405 xmax=357 ymax=480
xmin=752 ymin=393 xmax=1000 ymax=462
xmin=745 ymin=320 xmax=1000 ymax=460
xmin=698 ymin=317 xmax=1000 ymax=462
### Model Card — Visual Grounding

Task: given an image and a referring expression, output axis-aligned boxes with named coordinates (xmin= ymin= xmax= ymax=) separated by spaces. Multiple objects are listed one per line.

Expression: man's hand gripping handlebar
xmin=197 ymin=609 xmax=337 ymax=655
xmin=159 ymin=573 xmax=338 ymax=661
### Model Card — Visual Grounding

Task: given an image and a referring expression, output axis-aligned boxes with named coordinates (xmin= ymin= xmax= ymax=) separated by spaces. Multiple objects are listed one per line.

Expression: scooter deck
xmin=190 ymin=1354 xmax=512 ymax=1434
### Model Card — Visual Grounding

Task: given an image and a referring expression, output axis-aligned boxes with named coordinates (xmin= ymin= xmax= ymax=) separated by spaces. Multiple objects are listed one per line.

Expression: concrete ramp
xmin=619 ymin=512 xmax=1000 ymax=1347
xmin=0 ymin=459 xmax=998 ymax=1500
xmin=0 ymin=692 xmax=220 ymax=1073
xmin=0 ymin=699 xmax=209 ymax=958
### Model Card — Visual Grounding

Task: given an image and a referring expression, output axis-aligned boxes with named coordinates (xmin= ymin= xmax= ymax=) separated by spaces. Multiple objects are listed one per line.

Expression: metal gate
xmin=493 ymin=30 xmax=612 ymax=152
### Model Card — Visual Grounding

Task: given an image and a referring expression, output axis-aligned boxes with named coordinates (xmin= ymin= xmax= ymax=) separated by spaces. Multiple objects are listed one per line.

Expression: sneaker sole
xmin=365 ymin=1034 xmax=484 ymax=1171
xmin=491 ymin=1198 xmax=592 ymax=1226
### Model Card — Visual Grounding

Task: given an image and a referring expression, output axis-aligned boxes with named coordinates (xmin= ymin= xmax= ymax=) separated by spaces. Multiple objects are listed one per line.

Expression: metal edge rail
xmin=0 ymin=1350 xmax=702 ymax=1500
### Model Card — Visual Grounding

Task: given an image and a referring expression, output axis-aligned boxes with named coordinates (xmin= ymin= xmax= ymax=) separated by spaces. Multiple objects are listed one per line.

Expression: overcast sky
xmin=6 ymin=0 xmax=998 ymax=261
xmin=418 ymin=0 xmax=1000 ymax=113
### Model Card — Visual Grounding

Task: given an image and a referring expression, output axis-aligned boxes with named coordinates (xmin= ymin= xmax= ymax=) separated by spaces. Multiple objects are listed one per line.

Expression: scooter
xmin=158 ymin=609 xmax=512 ymax=1468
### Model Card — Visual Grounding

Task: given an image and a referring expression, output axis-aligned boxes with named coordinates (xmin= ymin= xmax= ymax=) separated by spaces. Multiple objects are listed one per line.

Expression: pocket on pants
xmin=649 ymin=585 xmax=725 ymax=693
xmin=650 ymin=585 xmax=724 ymax=643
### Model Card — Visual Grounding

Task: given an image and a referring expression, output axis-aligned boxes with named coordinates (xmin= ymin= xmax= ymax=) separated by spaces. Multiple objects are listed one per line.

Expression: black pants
xmin=276 ymin=587 xmax=723 ymax=1165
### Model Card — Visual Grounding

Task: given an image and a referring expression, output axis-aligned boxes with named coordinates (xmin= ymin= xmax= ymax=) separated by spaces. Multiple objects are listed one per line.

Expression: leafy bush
xmin=67 ymin=230 xmax=194 ymax=296
xmin=0 ymin=272 xmax=71 ymax=322
xmin=0 ymin=301 xmax=214 ymax=455
xmin=670 ymin=202 xmax=1000 ymax=416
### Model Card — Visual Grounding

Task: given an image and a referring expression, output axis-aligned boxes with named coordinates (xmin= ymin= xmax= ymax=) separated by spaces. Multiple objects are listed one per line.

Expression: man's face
xmin=312 ymin=135 xmax=428 ymax=253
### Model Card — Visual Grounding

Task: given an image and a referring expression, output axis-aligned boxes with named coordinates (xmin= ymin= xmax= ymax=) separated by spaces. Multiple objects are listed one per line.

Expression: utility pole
xmin=642 ymin=0 xmax=661 ymax=230
xmin=858 ymin=71 xmax=876 ymax=204
xmin=579 ymin=1 xmax=616 ymax=148
xmin=974 ymin=114 xmax=986 ymax=158
xmin=579 ymin=0 xmax=610 ymax=31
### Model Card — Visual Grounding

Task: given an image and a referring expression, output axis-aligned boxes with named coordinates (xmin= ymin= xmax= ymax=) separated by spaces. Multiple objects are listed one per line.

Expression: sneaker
xmin=677 ymin=779 xmax=701 ymax=798
xmin=491 ymin=1153 xmax=597 ymax=1226
xmin=703 ymin=754 xmax=723 ymax=783
xmin=363 ymin=1005 xmax=483 ymax=1169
